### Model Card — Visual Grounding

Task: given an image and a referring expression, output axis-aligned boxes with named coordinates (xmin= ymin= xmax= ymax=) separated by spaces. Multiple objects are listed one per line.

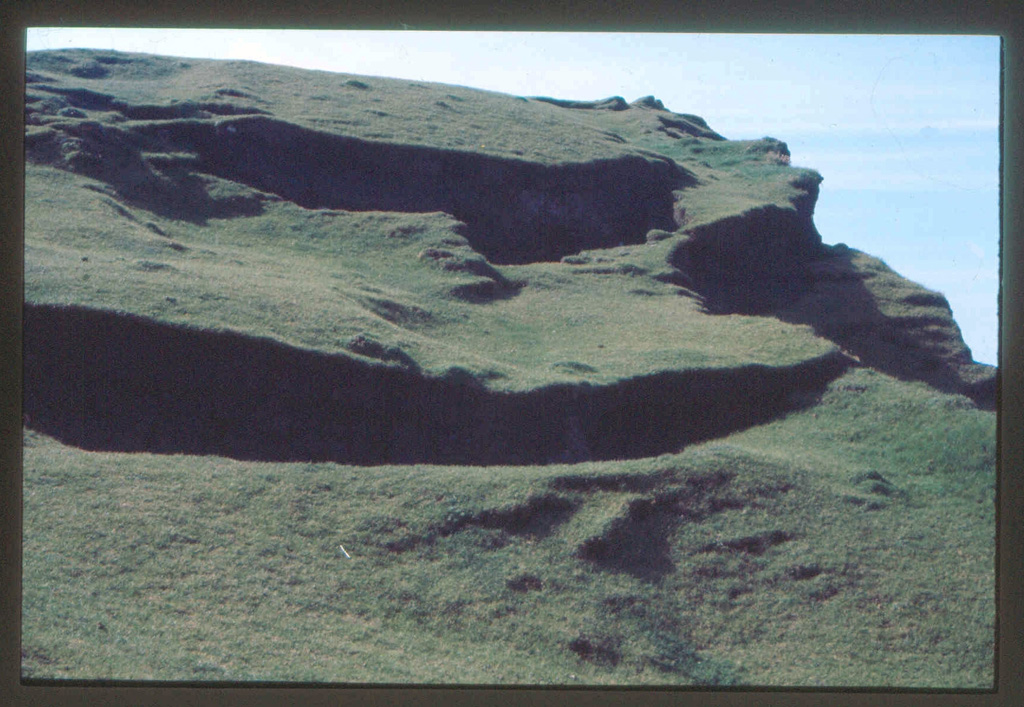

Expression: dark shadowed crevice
xmin=25 ymin=113 xmax=692 ymax=264
xmin=575 ymin=498 xmax=680 ymax=582
xmin=121 ymin=116 xmax=691 ymax=265
xmin=575 ymin=472 xmax=736 ymax=582
xmin=774 ymin=247 xmax=997 ymax=410
xmin=669 ymin=204 xmax=825 ymax=315
xmin=23 ymin=304 xmax=850 ymax=466
xmin=665 ymin=200 xmax=996 ymax=409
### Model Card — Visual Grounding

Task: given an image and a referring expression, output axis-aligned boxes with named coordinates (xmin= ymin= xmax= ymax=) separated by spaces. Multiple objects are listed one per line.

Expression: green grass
xmin=21 ymin=49 xmax=996 ymax=688
xmin=22 ymin=367 xmax=995 ymax=686
xmin=26 ymin=48 xmax=672 ymax=166
xmin=24 ymin=159 xmax=834 ymax=392
xmin=27 ymin=47 xmax=820 ymax=239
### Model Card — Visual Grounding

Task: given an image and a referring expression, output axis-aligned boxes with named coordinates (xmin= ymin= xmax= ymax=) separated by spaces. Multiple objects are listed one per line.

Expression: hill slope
xmin=21 ymin=49 xmax=996 ymax=688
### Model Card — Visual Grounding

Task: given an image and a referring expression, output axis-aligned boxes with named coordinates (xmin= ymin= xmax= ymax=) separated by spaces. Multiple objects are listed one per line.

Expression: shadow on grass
xmin=773 ymin=247 xmax=996 ymax=409
xmin=23 ymin=303 xmax=849 ymax=466
xmin=670 ymin=223 xmax=995 ymax=410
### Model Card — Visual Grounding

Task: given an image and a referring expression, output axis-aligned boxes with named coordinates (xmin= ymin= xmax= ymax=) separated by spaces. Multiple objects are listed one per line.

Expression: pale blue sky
xmin=25 ymin=29 xmax=1001 ymax=364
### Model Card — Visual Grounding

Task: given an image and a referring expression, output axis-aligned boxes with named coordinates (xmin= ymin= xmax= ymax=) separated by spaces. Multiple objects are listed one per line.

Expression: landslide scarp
xmin=775 ymin=244 xmax=997 ymax=409
xmin=25 ymin=50 xmax=695 ymax=265
xmin=22 ymin=48 xmax=995 ymax=469
xmin=669 ymin=202 xmax=824 ymax=315
xmin=22 ymin=302 xmax=849 ymax=465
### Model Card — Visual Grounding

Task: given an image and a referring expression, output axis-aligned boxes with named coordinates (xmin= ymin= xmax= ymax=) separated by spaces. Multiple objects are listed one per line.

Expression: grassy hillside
xmin=22 ymin=162 xmax=834 ymax=393
xmin=21 ymin=369 xmax=994 ymax=686
xmin=21 ymin=49 xmax=996 ymax=688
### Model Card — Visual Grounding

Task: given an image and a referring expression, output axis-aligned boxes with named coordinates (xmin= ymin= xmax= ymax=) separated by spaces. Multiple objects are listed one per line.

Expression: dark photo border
xmin=2 ymin=2 xmax=1021 ymax=706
